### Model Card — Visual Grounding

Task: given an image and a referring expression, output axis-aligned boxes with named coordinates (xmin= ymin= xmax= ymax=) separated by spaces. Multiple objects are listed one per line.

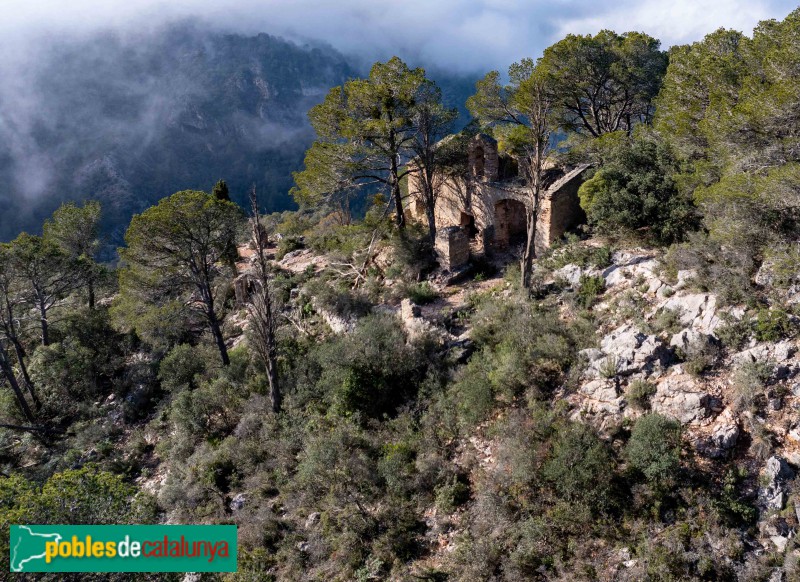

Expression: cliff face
xmin=0 ymin=22 xmax=355 ymax=249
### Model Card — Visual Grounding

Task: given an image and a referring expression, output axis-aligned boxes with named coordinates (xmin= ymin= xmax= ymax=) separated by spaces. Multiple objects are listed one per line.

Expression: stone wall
xmin=435 ymin=226 xmax=470 ymax=270
xmin=468 ymin=134 xmax=499 ymax=182
xmin=535 ymin=165 xmax=589 ymax=254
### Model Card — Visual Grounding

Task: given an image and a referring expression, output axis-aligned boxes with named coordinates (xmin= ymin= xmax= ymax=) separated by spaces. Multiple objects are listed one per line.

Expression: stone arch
xmin=493 ymin=198 xmax=527 ymax=247
xmin=468 ymin=134 xmax=499 ymax=182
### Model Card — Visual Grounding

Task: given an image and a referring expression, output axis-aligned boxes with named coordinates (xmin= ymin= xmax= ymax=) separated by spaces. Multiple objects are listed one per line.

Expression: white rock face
xmin=553 ymin=264 xmax=585 ymax=287
xmin=650 ymin=374 xmax=711 ymax=424
xmin=593 ymin=324 xmax=671 ymax=377
xmin=732 ymin=340 xmax=797 ymax=366
xmin=670 ymin=328 xmax=712 ymax=353
xmin=697 ymin=408 xmax=740 ymax=458
xmin=661 ymin=293 xmax=720 ymax=334
xmin=578 ymin=379 xmax=624 ymax=416
xmin=601 ymin=252 xmax=661 ymax=290
xmin=759 ymin=456 xmax=795 ymax=511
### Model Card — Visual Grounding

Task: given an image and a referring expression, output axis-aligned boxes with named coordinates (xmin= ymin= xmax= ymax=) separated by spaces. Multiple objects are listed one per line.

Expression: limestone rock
xmin=697 ymin=409 xmax=739 ymax=458
xmin=670 ymin=328 xmax=712 ymax=354
xmin=594 ymin=324 xmax=671 ymax=377
xmin=553 ymin=264 xmax=584 ymax=287
xmin=230 ymin=493 xmax=247 ymax=512
xmin=305 ymin=512 xmax=321 ymax=529
xmin=650 ymin=374 xmax=711 ymax=424
xmin=578 ymin=379 xmax=625 ymax=416
xmin=759 ymin=456 xmax=795 ymax=511
xmin=661 ymin=292 xmax=720 ymax=333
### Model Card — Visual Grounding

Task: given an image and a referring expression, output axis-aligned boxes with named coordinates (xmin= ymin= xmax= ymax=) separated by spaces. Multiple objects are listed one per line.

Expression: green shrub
xmin=158 ymin=343 xmax=209 ymax=392
xmin=578 ymin=137 xmax=698 ymax=245
xmin=650 ymin=307 xmax=683 ymax=336
xmin=625 ymin=414 xmax=682 ymax=487
xmin=576 ymin=274 xmax=606 ymax=308
xmin=434 ymin=475 xmax=470 ymax=513
xmin=540 ymin=235 xmax=613 ymax=270
xmin=406 ymin=281 xmax=439 ymax=305
xmin=543 ymin=422 xmax=614 ymax=507
xmin=627 ymin=379 xmax=657 ymax=410
xmin=753 ymin=308 xmax=792 ymax=342
xmin=715 ymin=314 xmax=751 ymax=351
xmin=731 ymin=361 xmax=773 ymax=413
xmin=275 ymin=236 xmax=304 ymax=260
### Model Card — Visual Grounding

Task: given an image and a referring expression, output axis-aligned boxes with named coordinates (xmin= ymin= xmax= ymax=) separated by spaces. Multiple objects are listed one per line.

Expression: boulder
xmin=553 ymin=264 xmax=584 ymax=287
xmin=697 ymin=409 xmax=739 ymax=458
xmin=578 ymin=379 xmax=625 ymax=416
xmin=650 ymin=374 xmax=711 ymax=424
xmin=759 ymin=456 xmax=795 ymax=511
xmin=661 ymin=293 xmax=719 ymax=333
xmin=230 ymin=493 xmax=247 ymax=512
xmin=670 ymin=328 xmax=713 ymax=354
xmin=305 ymin=512 xmax=321 ymax=529
xmin=595 ymin=324 xmax=671 ymax=376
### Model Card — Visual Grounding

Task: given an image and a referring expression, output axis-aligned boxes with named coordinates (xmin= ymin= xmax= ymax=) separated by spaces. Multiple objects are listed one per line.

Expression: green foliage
xmin=406 ymin=281 xmax=438 ymax=305
xmin=434 ymin=475 xmax=470 ymax=513
xmin=731 ymin=361 xmax=773 ymax=413
xmin=116 ymin=190 xmax=241 ymax=364
xmin=578 ymin=135 xmax=698 ymax=244
xmin=540 ymin=236 xmax=613 ymax=270
xmin=626 ymin=379 xmax=657 ymax=411
xmin=0 ymin=466 xmax=155 ymax=574
xmin=625 ymin=414 xmax=682 ymax=487
xmin=292 ymin=57 xmax=445 ymax=228
xmin=211 ymin=179 xmax=230 ymax=202
xmin=753 ymin=308 xmax=793 ymax=342
xmin=158 ymin=343 xmax=212 ymax=392
xmin=542 ymin=422 xmax=614 ymax=508
xmin=275 ymin=235 xmax=305 ymax=260
xmin=576 ymin=274 xmax=606 ymax=308
xmin=538 ymin=30 xmax=667 ymax=139
xmin=715 ymin=314 xmax=752 ymax=351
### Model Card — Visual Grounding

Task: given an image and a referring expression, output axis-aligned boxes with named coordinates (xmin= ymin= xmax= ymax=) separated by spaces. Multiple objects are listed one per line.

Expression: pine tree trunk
xmin=0 ymin=349 xmax=34 ymax=422
xmin=88 ymin=280 xmax=95 ymax=310
xmin=39 ymin=302 xmax=49 ymax=346
xmin=521 ymin=208 xmax=537 ymax=289
xmin=425 ymin=203 xmax=437 ymax=247
xmin=390 ymin=156 xmax=406 ymax=230
xmin=11 ymin=340 xmax=39 ymax=409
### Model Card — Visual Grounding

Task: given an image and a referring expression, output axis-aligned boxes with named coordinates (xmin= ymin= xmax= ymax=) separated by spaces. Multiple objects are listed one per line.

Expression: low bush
xmin=576 ymin=274 xmax=606 ymax=309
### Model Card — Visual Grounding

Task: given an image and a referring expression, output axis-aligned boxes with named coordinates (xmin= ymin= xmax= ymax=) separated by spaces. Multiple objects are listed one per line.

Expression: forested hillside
xmin=4 ymin=8 xmax=800 ymax=582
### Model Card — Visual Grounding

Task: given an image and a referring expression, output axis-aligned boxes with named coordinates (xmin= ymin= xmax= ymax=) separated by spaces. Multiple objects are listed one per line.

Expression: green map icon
xmin=10 ymin=526 xmax=63 ymax=572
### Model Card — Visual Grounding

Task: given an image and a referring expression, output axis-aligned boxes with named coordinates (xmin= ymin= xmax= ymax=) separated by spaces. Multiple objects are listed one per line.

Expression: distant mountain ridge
xmin=1 ymin=22 xmax=356 ymax=246
xmin=0 ymin=22 xmax=477 ymax=251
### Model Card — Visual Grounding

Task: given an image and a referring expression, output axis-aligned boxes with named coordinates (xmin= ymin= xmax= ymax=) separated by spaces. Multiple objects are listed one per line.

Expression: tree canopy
xmin=539 ymin=30 xmax=667 ymax=139
xmin=117 ymin=190 xmax=241 ymax=366
xmin=292 ymin=57 xmax=445 ymax=230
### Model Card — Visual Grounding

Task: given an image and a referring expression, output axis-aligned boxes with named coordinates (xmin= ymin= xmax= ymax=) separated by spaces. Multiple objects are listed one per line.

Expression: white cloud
xmin=0 ymin=0 xmax=796 ymax=71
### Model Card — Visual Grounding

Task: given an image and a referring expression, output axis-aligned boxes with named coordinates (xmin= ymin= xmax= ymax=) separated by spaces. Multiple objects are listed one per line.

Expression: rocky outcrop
xmin=670 ymin=328 xmax=714 ymax=354
xmin=583 ymin=324 xmax=672 ymax=378
xmin=660 ymin=293 xmax=721 ymax=334
xmin=759 ymin=456 xmax=795 ymax=512
xmin=650 ymin=374 xmax=713 ymax=425
xmin=697 ymin=408 xmax=740 ymax=458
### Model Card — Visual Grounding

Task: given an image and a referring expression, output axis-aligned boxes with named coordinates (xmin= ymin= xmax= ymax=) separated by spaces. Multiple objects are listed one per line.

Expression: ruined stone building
xmin=408 ymin=133 xmax=589 ymax=269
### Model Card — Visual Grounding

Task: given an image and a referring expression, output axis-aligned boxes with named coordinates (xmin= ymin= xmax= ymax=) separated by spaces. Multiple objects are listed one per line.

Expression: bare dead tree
xmin=248 ymin=187 xmax=281 ymax=413
xmin=518 ymin=74 xmax=554 ymax=290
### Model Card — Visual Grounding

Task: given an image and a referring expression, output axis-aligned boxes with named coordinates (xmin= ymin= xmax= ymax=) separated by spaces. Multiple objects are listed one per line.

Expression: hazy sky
xmin=1 ymin=0 xmax=797 ymax=72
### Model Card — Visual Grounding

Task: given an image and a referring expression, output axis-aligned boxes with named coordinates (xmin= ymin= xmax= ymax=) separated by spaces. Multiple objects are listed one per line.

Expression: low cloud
xmin=1 ymin=0 xmax=796 ymax=73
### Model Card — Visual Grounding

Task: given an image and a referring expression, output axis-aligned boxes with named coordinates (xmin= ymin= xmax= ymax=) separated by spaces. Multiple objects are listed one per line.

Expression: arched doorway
xmin=493 ymin=199 xmax=527 ymax=247
xmin=460 ymin=212 xmax=478 ymax=239
xmin=473 ymin=145 xmax=485 ymax=178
